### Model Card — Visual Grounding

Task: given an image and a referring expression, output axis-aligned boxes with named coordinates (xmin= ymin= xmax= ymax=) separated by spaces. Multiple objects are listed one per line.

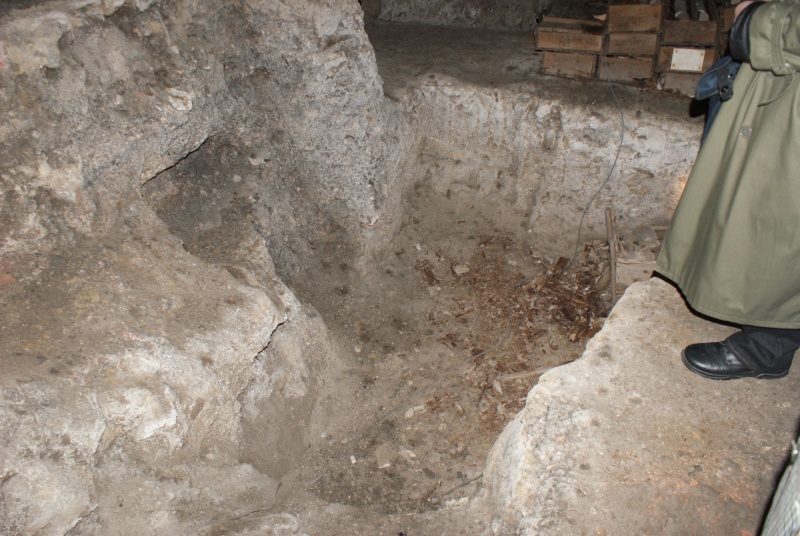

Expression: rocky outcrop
xmin=0 ymin=0 xmax=400 ymax=532
xmin=483 ymin=278 xmax=800 ymax=535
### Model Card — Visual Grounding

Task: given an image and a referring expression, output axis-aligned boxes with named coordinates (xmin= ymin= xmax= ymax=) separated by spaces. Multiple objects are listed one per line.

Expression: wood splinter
xmin=421 ymin=480 xmax=442 ymax=502
xmin=606 ymin=207 xmax=617 ymax=306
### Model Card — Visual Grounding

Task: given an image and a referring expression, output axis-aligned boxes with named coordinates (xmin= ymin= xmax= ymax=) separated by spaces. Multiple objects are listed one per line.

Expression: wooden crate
xmin=597 ymin=56 xmax=654 ymax=81
xmin=660 ymin=71 xmax=703 ymax=95
xmin=607 ymin=4 xmax=663 ymax=33
xmin=536 ymin=17 xmax=605 ymax=53
xmin=541 ymin=50 xmax=597 ymax=78
xmin=606 ymin=32 xmax=659 ymax=56
xmin=539 ymin=16 xmax=605 ymax=33
xmin=656 ymin=46 xmax=717 ymax=72
xmin=718 ymin=32 xmax=729 ymax=53
xmin=536 ymin=29 xmax=604 ymax=53
xmin=662 ymin=20 xmax=718 ymax=45
xmin=720 ymin=7 xmax=736 ymax=31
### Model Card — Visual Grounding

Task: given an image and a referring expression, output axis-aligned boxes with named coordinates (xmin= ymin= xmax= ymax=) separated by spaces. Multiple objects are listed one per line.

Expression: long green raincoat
xmin=656 ymin=0 xmax=800 ymax=328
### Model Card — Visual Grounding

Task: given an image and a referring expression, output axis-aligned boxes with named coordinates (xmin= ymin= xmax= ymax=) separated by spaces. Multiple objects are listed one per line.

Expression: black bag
xmin=695 ymin=56 xmax=742 ymax=140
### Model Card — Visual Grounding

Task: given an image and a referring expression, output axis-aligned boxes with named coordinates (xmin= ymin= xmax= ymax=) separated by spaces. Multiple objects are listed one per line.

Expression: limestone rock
xmin=0 ymin=0 xmax=392 ymax=531
xmin=483 ymin=279 xmax=800 ymax=535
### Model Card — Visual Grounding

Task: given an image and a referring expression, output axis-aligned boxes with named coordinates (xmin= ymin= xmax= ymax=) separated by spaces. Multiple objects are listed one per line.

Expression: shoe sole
xmin=680 ymin=350 xmax=789 ymax=380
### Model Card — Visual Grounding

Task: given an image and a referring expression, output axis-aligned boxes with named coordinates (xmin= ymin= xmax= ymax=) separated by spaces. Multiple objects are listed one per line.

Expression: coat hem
xmin=653 ymin=269 xmax=800 ymax=330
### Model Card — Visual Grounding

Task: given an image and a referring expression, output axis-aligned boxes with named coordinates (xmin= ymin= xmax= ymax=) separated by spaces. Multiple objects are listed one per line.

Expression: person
xmin=655 ymin=0 xmax=800 ymax=380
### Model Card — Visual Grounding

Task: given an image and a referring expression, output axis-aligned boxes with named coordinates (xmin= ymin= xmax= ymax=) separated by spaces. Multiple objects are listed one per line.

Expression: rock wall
xmin=0 ymin=0 xmax=400 ymax=533
xmin=377 ymin=0 xmax=540 ymax=30
xmin=391 ymin=76 xmax=699 ymax=257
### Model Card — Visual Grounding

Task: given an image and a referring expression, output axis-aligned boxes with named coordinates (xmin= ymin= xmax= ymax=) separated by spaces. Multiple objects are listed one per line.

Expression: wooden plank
xmin=607 ymin=4 xmax=663 ymax=33
xmin=540 ymin=16 xmax=604 ymax=32
xmin=541 ymin=51 xmax=597 ymax=78
xmin=656 ymin=46 xmax=717 ymax=72
xmin=536 ymin=28 xmax=604 ymax=53
xmin=718 ymin=32 xmax=729 ymax=53
xmin=606 ymin=32 xmax=659 ymax=56
xmin=660 ymin=72 xmax=703 ymax=96
xmin=720 ymin=7 xmax=736 ymax=32
xmin=663 ymin=20 xmax=719 ymax=45
xmin=597 ymin=56 xmax=654 ymax=81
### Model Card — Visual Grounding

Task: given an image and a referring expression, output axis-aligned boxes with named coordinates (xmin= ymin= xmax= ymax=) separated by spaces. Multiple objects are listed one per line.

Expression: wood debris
xmin=415 ymin=259 xmax=438 ymax=285
xmin=416 ymin=235 xmax=613 ymax=437
xmin=421 ymin=480 xmax=442 ymax=502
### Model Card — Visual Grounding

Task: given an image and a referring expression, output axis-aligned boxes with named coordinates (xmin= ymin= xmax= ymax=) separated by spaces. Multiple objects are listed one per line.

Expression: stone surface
xmin=483 ymin=278 xmax=800 ymax=535
xmin=377 ymin=0 xmax=540 ymax=30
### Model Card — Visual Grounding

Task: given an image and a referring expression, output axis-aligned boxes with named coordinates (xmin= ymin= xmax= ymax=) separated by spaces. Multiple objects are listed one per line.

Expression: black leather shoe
xmin=681 ymin=342 xmax=789 ymax=380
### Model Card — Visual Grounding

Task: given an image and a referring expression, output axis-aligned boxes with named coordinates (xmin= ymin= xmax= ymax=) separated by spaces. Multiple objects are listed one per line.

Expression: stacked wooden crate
xmin=657 ymin=2 xmax=721 ymax=94
xmin=718 ymin=4 xmax=737 ymax=54
xmin=535 ymin=17 xmax=605 ymax=79
xmin=599 ymin=1 xmax=663 ymax=82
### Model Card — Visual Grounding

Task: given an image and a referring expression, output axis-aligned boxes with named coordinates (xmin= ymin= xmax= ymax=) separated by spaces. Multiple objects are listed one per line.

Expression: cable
xmin=567 ymin=60 xmax=625 ymax=269
xmin=181 ymin=508 xmax=273 ymax=536
xmin=438 ymin=472 xmax=484 ymax=499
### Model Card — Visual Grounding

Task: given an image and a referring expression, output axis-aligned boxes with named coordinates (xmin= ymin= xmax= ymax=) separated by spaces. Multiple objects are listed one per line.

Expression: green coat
xmin=656 ymin=0 xmax=800 ymax=328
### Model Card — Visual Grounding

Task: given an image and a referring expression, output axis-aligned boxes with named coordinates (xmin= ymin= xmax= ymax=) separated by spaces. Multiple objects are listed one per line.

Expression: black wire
xmin=567 ymin=59 xmax=625 ymax=269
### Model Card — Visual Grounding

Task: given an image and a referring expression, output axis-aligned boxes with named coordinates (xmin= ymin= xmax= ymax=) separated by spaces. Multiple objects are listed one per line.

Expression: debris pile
xmin=311 ymin=235 xmax=614 ymax=513
xmin=438 ymin=237 xmax=613 ymax=434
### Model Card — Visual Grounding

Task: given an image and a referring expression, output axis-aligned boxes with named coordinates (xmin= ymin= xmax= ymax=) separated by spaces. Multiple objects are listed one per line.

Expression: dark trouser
xmin=725 ymin=325 xmax=800 ymax=374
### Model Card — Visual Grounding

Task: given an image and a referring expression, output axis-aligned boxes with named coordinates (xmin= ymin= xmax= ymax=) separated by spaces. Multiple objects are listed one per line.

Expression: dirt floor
xmin=276 ymin=179 xmax=613 ymax=516
xmin=365 ymin=21 xmax=542 ymax=91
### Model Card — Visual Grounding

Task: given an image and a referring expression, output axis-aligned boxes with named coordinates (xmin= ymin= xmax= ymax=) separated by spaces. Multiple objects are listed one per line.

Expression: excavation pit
xmin=142 ymin=119 xmax=616 ymax=518
xmin=136 ymin=19 xmax=694 ymax=524
xmin=280 ymin=183 xmax=615 ymax=515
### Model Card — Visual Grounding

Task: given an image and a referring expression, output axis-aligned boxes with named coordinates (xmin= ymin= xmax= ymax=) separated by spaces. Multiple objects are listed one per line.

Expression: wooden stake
xmin=606 ymin=207 xmax=617 ymax=306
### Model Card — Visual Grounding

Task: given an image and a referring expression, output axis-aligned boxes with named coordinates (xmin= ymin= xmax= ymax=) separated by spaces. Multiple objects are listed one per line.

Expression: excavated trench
xmin=289 ymin=184 xmax=614 ymax=514
xmin=144 ymin=133 xmax=614 ymax=516
xmin=4 ymin=4 xmax=800 ymax=536
xmin=140 ymin=23 xmax=695 ymax=518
